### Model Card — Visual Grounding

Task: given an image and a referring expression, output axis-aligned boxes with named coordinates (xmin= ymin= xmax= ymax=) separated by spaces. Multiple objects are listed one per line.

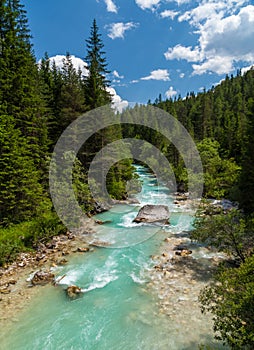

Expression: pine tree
xmin=0 ymin=0 xmax=48 ymax=224
xmin=59 ymin=53 xmax=85 ymax=127
xmin=0 ymin=115 xmax=44 ymax=224
xmin=0 ymin=0 xmax=48 ymax=166
xmin=83 ymin=19 xmax=112 ymax=109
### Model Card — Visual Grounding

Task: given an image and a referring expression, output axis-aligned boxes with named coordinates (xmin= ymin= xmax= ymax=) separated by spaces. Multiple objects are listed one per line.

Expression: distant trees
xmin=153 ymin=67 xmax=254 ymax=203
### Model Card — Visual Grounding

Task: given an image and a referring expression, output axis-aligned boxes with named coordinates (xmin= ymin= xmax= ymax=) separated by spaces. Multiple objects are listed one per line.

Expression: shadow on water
xmin=182 ymin=336 xmax=229 ymax=350
xmin=170 ymin=255 xmax=217 ymax=282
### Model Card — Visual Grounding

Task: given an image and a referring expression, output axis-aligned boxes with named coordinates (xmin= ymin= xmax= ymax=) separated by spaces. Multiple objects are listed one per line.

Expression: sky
xmin=22 ymin=0 xmax=254 ymax=107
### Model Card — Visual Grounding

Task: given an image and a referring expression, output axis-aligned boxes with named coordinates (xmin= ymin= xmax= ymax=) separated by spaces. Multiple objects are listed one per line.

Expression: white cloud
xmin=45 ymin=55 xmax=127 ymax=112
xmin=104 ymin=0 xmax=118 ymax=13
xmin=141 ymin=69 xmax=170 ymax=81
xmin=107 ymin=22 xmax=138 ymax=39
xmin=178 ymin=2 xmax=225 ymax=24
xmin=113 ymin=70 xmax=124 ymax=79
xmin=192 ymin=56 xmax=234 ymax=75
xmin=165 ymin=86 xmax=177 ymax=99
xmin=135 ymin=0 xmax=160 ymax=10
xmin=45 ymin=55 xmax=88 ymax=76
xmin=165 ymin=3 xmax=254 ymax=75
xmin=164 ymin=44 xmax=201 ymax=62
xmin=107 ymin=87 xmax=129 ymax=112
xmin=160 ymin=10 xmax=179 ymax=19
xmin=241 ymin=65 xmax=254 ymax=75
xmin=179 ymin=72 xmax=185 ymax=78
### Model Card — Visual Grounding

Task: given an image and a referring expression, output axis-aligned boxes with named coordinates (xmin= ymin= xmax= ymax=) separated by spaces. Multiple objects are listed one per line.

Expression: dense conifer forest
xmin=0 ymin=1 xmax=254 ymax=348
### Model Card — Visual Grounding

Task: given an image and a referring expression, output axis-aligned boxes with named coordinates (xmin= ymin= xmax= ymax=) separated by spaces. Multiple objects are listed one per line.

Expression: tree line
xmin=0 ymin=1 xmax=132 ymax=263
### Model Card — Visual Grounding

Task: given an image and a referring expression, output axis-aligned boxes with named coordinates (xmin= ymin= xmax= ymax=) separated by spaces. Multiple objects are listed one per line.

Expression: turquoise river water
xmin=0 ymin=165 xmax=226 ymax=349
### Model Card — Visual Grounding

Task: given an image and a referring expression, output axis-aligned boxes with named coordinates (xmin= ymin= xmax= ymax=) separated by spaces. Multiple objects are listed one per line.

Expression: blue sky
xmin=23 ymin=0 xmax=254 ymax=106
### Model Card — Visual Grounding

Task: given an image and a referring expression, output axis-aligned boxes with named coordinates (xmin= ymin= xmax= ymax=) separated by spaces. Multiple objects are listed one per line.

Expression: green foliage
xmin=153 ymin=68 xmax=254 ymax=205
xmin=0 ymin=115 xmax=44 ymax=225
xmin=197 ymin=139 xmax=241 ymax=198
xmin=84 ymin=19 xmax=112 ymax=109
xmin=239 ymin=97 xmax=254 ymax=214
xmin=199 ymin=255 xmax=254 ymax=349
xmin=191 ymin=207 xmax=253 ymax=263
xmin=0 ymin=211 xmax=66 ymax=266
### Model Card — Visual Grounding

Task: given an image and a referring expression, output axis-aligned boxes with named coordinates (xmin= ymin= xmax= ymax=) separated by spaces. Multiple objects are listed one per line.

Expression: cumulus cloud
xmin=160 ymin=10 xmax=179 ymax=19
xmin=178 ymin=2 xmax=225 ymax=24
xmin=241 ymin=65 xmax=254 ymax=75
xmin=165 ymin=86 xmax=177 ymax=99
xmin=104 ymin=0 xmax=118 ymax=13
xmin=164 ymin=45 xmax=201 ymax=62
xmin=135 ymin=0 xmax=160 ymax=10
xmin=45 ymin=55 xmax=88 ymax=76
xmin=165 ymin=3 xmax=254 ymax=75
xmin=107 ymin=87 xmax=129 ymax=112
xmin=192 ymin=56 xmax=234 ymax=75
xmin=141 ymin=69 xmax=170 ymax=81
xmin=107 ymin=22 xmax=138 ymax=39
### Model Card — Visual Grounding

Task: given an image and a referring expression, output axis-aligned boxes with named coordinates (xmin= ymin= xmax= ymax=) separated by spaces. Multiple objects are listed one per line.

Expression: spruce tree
xmin=0 ymin=0 xmax=48 ymax=166
xmin=0 ymin=0 xmax=48 ymax=223
xmin=0 ymin=115 xmax=44 ymax=224
xmin=83 ymin=19 xmax=112 ymax=109
xmin=59 ymin=53 xmax=85 ymax=127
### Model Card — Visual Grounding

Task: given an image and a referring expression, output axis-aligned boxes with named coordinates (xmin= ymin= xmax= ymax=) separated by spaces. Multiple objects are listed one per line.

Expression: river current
xmin=0 ymin=165 xmax=226 ymax=349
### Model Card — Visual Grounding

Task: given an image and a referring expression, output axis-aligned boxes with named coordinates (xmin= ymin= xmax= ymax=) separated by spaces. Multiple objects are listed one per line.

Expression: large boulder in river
xmin=133 ymin=204 xmax=170 ymax=224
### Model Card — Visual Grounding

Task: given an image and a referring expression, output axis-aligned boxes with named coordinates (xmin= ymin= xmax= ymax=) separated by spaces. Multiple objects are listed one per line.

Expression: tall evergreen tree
xmin=0 ymin=0 xmax=48 ymax=166
xmin=83 ymin=19 xmax=112 ymax=109
xmin=0 ymin=0 xmax=48 ymax=223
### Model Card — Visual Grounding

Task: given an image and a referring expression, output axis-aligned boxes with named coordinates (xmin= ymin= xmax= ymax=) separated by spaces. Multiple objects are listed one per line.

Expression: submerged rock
xmin=66 ymin=285 xmax=82 ymax=298
xmin=95 ymin=220 xmax=112 ymax=225
xmin=133 ymin=204 xmax=170 ymax=224
xmin=90 ymin=241 xmax=111 ymax=247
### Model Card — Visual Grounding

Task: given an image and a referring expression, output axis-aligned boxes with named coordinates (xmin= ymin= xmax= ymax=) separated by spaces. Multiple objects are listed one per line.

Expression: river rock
xmin=66 ymin=285 xmax=82 ymax=298
xmin=175 ymin=249 xmax=192 ymax=257
xmin=31 ymin=270 xmax=55 ymax=286
xmin=133 ymin=205 xmax=170 ymax=224
xmin=77 ymin=247 xmax=90 ymax=253
xmin=0 ymin=285 xmax=11 ymax=294
xmin=95 ymin=220 xmax=112 ymax=225
xmin=90 ymin=241 xmax=111 ymax=247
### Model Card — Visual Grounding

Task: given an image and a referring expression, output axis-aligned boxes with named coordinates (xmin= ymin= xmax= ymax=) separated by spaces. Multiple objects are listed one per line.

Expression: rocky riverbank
xmin=145 ymin=228 xmax=226 ymax=346
xmin=0 ymin=217 xmax=97 ymax=326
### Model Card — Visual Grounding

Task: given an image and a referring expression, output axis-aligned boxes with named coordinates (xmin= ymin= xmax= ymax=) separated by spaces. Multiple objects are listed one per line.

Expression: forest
xmin=0 ymin=1 xmax=254 ymax=348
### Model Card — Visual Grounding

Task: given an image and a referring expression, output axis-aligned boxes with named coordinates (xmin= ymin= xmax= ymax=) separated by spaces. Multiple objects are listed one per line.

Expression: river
xmin=0 ymin=165 xmax=226 ymax=349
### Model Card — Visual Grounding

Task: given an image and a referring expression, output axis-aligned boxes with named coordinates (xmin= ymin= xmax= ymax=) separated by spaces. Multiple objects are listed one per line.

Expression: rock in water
xmin=66 ymin=285 xmax=82 ymax=298
xmin=133 ymin=204 xmax=170 ymax=224
xmin=31 ymin=270 xmax=55 ymax=286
